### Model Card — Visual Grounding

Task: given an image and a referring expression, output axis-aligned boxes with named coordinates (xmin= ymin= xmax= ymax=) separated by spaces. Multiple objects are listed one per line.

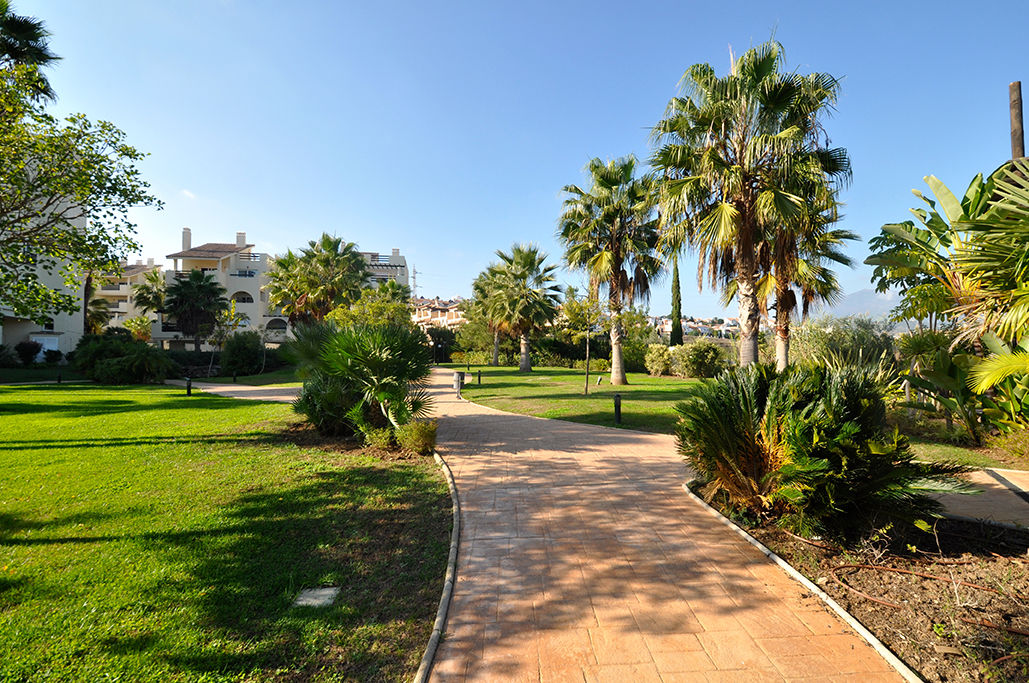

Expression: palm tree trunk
xmin=737 ymin=272 xmax=761 ymax=366
xmin=610 ymin=316 xmax=628 ymax=385
xmin=774 ymin=284 xmax=790 ymax=371
xmin=492 ymin=330 xmax=500 ymax=367
xmin=518 ymin=333 xmax=532 ymax=372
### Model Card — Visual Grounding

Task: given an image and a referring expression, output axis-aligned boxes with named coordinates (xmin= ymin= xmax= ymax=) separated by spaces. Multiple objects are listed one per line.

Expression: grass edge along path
xmin=0 ymin=383 xmax=449 ymax=682
xmin=450 ymin=363 xmax=1022 ymax=470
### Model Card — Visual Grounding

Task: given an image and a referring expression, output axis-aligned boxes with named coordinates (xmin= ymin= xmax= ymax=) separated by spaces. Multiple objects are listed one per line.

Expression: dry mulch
xmin=752 ymin=520 xmax=1029 ymax=682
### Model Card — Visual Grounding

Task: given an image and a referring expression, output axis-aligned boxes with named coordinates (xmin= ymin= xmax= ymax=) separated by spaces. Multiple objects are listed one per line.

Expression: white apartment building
xmin=0 ymin=265 xmax=84 ymax=358
xmin=95 ymin=258 xmax=160 ymax=326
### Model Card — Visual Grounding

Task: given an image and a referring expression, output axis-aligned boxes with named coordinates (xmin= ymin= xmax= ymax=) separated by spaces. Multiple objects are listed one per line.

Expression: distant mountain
xmin=811 ymin=288 xmax=898 ymax=319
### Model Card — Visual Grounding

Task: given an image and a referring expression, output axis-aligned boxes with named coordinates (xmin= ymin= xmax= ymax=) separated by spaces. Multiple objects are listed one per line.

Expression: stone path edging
xmin=680 ymin=483 xmax=922 ymax=683
xmin=413 ymin=452 xmax=462 ymax=683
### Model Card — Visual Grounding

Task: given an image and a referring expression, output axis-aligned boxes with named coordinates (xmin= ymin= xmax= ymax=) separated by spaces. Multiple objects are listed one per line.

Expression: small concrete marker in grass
xmin=293 ymin=587 xmax=340 ymax=608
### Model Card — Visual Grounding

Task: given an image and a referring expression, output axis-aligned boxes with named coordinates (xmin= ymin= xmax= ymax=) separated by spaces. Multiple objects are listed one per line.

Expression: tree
xmin=83 ymin=291 xmax=111 ymax=335
xmin=132 ymin=269 xmax=166 ymax=316
xmin=653 ymin=41 xmax=848 ymax=367
xmin=123 ymin=315 xmax=152 ymax=342
xmin=561 ymin=288 xmax=603 ymax=393
xmin=489 ymin=244 xmax=561 ymax=372
xmin=265 ymin=234 xmax=370 ymax=323
xmin=559 ymin=155 xmax=662 ymax=384
xmin=0 ymin=67 xmax=160 ymax=322
xmin=326 ymin=285 xmax=415 ymax=330
xmin=669 ymin=253 xmax=683 ymax=346
xmin=374 ymin=278 xmax=411 ymax=303
xmin=165 ymin=269 xmax=229 ymax=351
xmin=0 ymin=1 xmax=59 ymax=99
xmin=464 ymin=264 xmax=511 ymax=366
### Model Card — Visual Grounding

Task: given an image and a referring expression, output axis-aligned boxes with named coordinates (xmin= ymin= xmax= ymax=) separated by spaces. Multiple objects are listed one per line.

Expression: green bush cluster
xmin=43 ymin=349 xmax=63 ymax=364
xmin=645 ymin=344 xmax=671 ymax=376
xmin=73 ymin=332 xmax=175 ymax=384
xmin=286 ymin=322 xmax=436 ymax=454
xmin=220 ymin=331 xmax=265 ymax=377
xmin=675 ymin=363 xmax=972 ymax=540
xmin=0 ymin=345 xmax=18 ymax=368
xmin=14 ymin=340 xmax=41 ymax=365
xmin=669 ymin=339 xmax=726 ymax=378
xmin=395 ymin=420 xmax=438 ymax=455
xmin=572 ymin=357 xmax=610 ymax=372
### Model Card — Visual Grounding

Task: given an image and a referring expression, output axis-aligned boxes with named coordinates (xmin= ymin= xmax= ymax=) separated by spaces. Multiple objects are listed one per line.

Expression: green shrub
xmin=572 ymin=357 xmax=610 ymax=372
xmin=395 ymin=419 xmax=438 ymax=455
xmin=73 ymin=333 xmax=175 ymax=384
xmin=531 ymin=349 xmax=568 ymax=368
xmin=0 ymin=345 xmax=18 ymax=368
xmin=221 ymin=331 xmax=264 ymax=376
xmin=670 ymin=339 xmax=725 ymax=378
xmin=43 ymin=349 xmax=63 ymax=364
xmin=791 ymin=316 xmax=896 ymax=367
xmin=675 ymin=363 xmax=973 ymax=540
xmin=363 ymin=427 xmax=394 ymax=450
xmin=91 ymin=345 xmax=175 ymax=384
xmin=14 ymin=340 xmax=41 ymax=365
xmin=645 ymin=344 xmax=671 ymax=376
xmin=293 ymin=372 xmax=361 ymax=437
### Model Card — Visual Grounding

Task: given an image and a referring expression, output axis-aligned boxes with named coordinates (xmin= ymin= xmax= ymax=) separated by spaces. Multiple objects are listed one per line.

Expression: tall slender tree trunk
xmin=518 ymin=332 xmax=532 ymax=372
xmin=737 ymin=272 xmax=761 ymax=366
xmin=492 ymin=329 xmax=500 ymax=366
xmin=774 ymin=282 xmax=791 ymax=371
xmin=584 ymin=333 xmax=591 ymax=395
xmin=610 ymin=315 xmax=628 ymax=385
xmin=670 ymin=254 xmax=683 ymax=346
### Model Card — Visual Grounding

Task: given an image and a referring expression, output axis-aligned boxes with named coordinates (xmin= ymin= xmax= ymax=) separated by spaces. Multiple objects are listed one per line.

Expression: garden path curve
xmin=427 ymin=369 xmax=903 ymax=682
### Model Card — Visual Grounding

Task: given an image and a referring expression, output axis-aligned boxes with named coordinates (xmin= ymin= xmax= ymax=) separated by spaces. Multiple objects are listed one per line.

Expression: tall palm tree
xmin=489 ymin=244 xmax=561 ymax=372
xmin=467 ymin=265 xmax=510 ymax=366
xmin=0 ymin=1 xmax=59 ymax=99
xmin=165 ymin=269 xmax=229 ymax=351
xmin=265 ymin=234 xmax=370 ymax=322
xmin=652 ymin=41 xmax=849 ymax=367
xmin=132 ymin=268 xmax=166 ymax=315
xmin=559 ymin=155 xmax=661 ymax=385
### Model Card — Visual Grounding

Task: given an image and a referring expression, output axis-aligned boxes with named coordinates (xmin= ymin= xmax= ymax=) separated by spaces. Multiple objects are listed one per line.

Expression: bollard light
xmin=186 ymin=377 xmax=192 ymax=396
xmin=56 ymin=372 xmax=62 ymax=384
xmin=477 ymin=370 xmax=481 ymax=385
xmin=614 ymin=393 xmax=622 ymax=424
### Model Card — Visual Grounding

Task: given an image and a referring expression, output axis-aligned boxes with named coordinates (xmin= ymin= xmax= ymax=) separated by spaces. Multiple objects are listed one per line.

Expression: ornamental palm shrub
xmin=676 ymin=364 xmax=973 ymax=539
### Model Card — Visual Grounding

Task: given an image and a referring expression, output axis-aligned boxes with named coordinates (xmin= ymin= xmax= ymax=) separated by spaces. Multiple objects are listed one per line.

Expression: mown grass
xmin=450 ymin=364 xmax=699 ymax=433
xmin=204 ymin=366 xmax=300 ymax=386
xmin=0 ymin=384 xmax=449 ymax=681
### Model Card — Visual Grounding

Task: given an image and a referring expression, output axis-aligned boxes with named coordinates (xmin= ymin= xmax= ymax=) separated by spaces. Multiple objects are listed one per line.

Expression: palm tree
xmin=559 ymin=155 xmax=661 ymax=385
xmin=466 ymin=265 xmax=511 ymax=366
xmin=652 ymin=41 xmax=849 ymax=367
xmin=489 ymin=244 xmax=561 ymax=372
xmin=165 ymin=269 xmax=229 ymax=351
xmin=132 ymin=268 xmax=166 ymax=315
xmin=265 ymin=234 xmax=370 ymax=322
xmin=0 ymin=1 xmax=59 ymax=99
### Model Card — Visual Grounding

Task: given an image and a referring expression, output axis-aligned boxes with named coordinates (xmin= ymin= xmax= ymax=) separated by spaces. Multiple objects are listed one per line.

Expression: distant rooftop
xmin=167 ymin=242 xmax=253 ymax=259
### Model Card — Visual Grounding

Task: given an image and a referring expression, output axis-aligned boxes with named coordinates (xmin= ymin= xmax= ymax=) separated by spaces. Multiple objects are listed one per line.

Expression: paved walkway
xmin=164 ymin=379 xmax=302 ymax=403
xmin=428 ymin=370 xmax=902 ymax=682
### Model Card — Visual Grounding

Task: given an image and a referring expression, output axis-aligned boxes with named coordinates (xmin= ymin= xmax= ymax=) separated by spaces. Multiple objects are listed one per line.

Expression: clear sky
xmin=21 ymin=0 xmax=1029 ymax=317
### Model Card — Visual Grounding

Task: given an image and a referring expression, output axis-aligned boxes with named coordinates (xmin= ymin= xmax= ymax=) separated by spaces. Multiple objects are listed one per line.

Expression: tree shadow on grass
xmin=0 ymin=393 xmax=254 ymax=419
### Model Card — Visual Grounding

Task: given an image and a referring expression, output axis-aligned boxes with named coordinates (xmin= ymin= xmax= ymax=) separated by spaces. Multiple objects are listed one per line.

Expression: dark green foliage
xmin=790 ymin=316 xmax=896 ymax=367
xmin=0 ymin=344 xmax=18 ymax=367
xmin=92 ymin=345 xmax=175 ymax=384
xmin=903 ymin=350 xmax=985 ymax=445
xmin=220 ymin=331 xmax=264 ymax=377
xmin=14 ymin=340 xmax=40 ymax=365
xmin=669 ymin=256 xmax=683 ymax=346
xmin=42 ymin=348 xmax=61 ymax=364
xmin=165 ymin=349 xmax=215 ymax=368
xmin=395 ymin=420 xmax=438 ymax=455
xmin=425 ymin=326 xmax=456 ymax=363
xmin=675 ymin=364 xmax=973 ymax=540
xmin=293 ymin=372 xmax=361 ymax=437
xmin=72 ymin=332 xmax=175 ymax=384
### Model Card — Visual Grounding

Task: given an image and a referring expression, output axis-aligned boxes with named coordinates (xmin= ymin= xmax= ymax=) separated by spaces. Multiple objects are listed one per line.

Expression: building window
xmin=43 ymin=319 xmax=54 ymax=331
xmin=267 ymin=318 xmax=287 ymax=331
xmin=231 ymin=291 xmax=254 ymax=304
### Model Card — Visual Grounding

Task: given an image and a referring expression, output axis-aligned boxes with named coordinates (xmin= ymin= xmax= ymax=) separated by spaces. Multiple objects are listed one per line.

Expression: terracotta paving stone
xmin=424 ymin=370 xmax=903 ymax=681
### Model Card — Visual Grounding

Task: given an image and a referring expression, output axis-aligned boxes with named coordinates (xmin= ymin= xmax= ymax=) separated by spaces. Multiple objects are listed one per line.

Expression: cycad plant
xmin=676 ymin=363 xmax=973 ymax=540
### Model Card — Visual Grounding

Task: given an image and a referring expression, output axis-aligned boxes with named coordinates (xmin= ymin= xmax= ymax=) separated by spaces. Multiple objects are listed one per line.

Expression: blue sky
xmin=23 ymin=0 xmax=1028 ymax=317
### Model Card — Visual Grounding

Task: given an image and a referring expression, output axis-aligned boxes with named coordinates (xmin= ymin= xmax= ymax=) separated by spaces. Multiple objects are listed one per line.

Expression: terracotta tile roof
xmin=166 ymin=242 xmax=253 ymax=259
xmin=121 ymin=264 xmax=155 ymax=278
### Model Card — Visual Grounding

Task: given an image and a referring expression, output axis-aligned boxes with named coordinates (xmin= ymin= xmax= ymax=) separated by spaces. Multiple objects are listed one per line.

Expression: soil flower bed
xmin=751 ymin=519 xmax=1029 ymax=682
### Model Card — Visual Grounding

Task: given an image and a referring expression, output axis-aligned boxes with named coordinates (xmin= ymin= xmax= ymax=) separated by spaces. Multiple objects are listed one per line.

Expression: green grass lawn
xmin=451 ymin=364 xmax=699 ymax=433
xmin=204 ymin=366 xmax=300 ymax=386
xmin=0 ymin=384 xmax=449 ymax=681
xmin=0 ymin=365 xmax=85 ymax=383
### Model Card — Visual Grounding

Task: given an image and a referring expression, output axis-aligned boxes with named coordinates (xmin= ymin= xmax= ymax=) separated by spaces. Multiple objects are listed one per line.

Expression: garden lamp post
xmin=429 ymin=340 xmax=436 ymax=365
